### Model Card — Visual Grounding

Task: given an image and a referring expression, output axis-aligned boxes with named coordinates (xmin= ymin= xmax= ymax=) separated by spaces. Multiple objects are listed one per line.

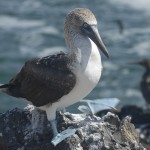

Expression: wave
xmin=109 ymin=0 xmax=150 ymax=14
xmin=0 ymin=15 xmax=44 ymax=29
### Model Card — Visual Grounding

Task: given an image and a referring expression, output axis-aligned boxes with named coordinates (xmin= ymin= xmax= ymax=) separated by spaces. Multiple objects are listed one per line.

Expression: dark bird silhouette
xmin=132 ymin=59 xmax=150 ymax=104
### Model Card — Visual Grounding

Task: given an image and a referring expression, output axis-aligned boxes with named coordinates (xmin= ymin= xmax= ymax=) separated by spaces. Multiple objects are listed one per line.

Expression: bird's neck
xmin=64 ymin=29 xmax=101 ymax=69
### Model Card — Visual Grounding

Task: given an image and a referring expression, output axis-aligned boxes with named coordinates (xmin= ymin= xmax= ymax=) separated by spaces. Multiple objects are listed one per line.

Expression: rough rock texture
xmin=0 ymin=106 xmax=146 ymax=150
xmin=97 ymin=105 xmax=150 ymax=150
xmin=117 ymin=105 xmax=150 ymax=150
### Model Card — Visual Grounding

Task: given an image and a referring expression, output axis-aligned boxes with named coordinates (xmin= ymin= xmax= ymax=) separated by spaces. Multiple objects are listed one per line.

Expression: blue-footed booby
xmin=0 ymin=8 xmax=109 ymax=145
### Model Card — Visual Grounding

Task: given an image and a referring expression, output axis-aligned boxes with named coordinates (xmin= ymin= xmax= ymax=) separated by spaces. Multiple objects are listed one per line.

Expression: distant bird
xmin=0 ymin=8 xmax=109 ymax=145
xmin=131 ymin=59 xmax=150 ymax=105
xmin=113 ymin=19 xmax=124 ymax=34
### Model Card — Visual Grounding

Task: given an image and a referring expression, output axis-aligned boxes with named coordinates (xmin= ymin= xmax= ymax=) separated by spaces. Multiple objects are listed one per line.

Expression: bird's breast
xmin=77 ymin=56 xmax=102 ymax=92
xmin=57 ymin=61 xmax=102 ymax=109
xmin=78 ymin=38 xmax=102 ymax=86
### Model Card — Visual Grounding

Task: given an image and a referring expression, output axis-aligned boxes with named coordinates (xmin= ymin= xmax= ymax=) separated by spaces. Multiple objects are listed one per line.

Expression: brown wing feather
xmin=6 ymin=53 xmax=76 ymax=107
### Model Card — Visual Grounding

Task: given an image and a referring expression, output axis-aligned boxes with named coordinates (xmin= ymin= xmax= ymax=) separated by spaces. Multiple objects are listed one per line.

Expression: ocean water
xmin=0 ymin=0 xmax=150 ymax=112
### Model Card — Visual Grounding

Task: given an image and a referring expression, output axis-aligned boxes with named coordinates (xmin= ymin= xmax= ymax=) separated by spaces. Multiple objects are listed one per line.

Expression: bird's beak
xmin=128 ymin=60 xmax=149 ymax=69
xmin=128 ymin=61 xmax=143 ymax=66
xmin=82 ymin=25 xmax=109 ymax=58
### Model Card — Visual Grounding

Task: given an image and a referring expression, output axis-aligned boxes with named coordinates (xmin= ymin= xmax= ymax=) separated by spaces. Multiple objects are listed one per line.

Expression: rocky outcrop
xmin=0 ymin=106 xmax=145 ymax=150
xmin=97 ymin=105 xmax=150 ymax=150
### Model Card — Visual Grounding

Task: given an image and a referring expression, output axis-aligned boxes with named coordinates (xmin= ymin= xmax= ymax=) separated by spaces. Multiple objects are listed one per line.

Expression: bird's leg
xmin=51 ymin=120 xmax=76 ymax=146
xmin=50 ymin=115 xmax=76 ymax=146
xmin=45 ymin=106 xmax=76 ymax=146
xmin=50 ymin=119 xmax=59 ymax=137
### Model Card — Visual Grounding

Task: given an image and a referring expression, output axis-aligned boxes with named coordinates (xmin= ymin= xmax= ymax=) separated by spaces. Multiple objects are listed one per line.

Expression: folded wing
xmin=3 ymin=53 xmax=76 ymax=107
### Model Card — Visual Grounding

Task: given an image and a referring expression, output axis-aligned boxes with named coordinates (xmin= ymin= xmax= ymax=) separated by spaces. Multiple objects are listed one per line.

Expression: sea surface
xmin=0 ymin=0 xmax=150 ymax=112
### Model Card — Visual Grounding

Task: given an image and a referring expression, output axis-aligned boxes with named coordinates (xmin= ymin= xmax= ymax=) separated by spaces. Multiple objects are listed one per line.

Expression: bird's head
xmin=64 ymin=8 xmax=109 ymax=58
xmin=129 ymin=59 xmax=150 ymax=69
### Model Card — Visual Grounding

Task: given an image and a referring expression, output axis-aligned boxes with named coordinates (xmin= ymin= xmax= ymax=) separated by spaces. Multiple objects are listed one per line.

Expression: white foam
xmin=0 ymin=15 xmax=44 ymax=29
xmin=126 ymin=89 xmax=141 ymax=97
xmin=35 ymin=26 xmax=59 ymax=35
xmin=131 ymin=41 xmax=150 ymax=56
xmin=19 ymin=25 xmax=60 ymax=57
xmin=103 ymin=61 xmax=118 ymax=71
xmin=124 ymin=27 xmax=150 ymax=36
xmin=110 ymin=0 xmax=150 ymax=13
xmin=19 ymin=33 xmax=44 ymax=56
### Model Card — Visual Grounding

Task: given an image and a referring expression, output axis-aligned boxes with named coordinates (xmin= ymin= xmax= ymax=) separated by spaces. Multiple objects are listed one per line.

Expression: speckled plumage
xmin=65 ymin=8 xmax=97 ymax=27
xmin=0 ymin=53 xmax=76 ymax=107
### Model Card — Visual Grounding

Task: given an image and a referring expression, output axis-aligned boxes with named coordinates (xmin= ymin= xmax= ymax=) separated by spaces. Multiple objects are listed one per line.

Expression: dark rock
xmin=118 ymin=105 xmax=150 ymax=150
xmin=0 ymin=106 xmax=146 ymax=150
xmin=0 ymin=135 xmax=8 ymax=150
xmin=97 ymin=105 xmax=150 ymax=150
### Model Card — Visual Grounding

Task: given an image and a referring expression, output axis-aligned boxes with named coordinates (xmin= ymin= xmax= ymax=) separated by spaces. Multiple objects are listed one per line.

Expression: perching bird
xmin=0 ymin=8 xmax=109 ymax=145
xmin=133 ymin=59 xmax=150 ymax=105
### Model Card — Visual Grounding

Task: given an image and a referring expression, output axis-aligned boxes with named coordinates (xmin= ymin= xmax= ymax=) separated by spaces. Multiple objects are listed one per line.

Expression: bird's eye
xmin=83 ymin=23 xmax=88 ymax=28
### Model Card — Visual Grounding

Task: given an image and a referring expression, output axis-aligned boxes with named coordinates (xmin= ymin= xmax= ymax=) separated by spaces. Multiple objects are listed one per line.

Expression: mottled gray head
xmin=65 ymin=8 xmax=97 ymax=27
xmin=64 ymin=8 xmax=109 ymax=58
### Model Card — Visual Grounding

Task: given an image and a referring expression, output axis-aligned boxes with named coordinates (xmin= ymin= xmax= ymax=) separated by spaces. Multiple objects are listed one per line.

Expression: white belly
xmin=59 ymin=63 xmax=102 ymax=108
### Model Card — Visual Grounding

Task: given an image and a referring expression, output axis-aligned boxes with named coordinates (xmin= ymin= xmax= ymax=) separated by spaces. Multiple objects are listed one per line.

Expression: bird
xmin=131 ymin=59 xmax=150 ymax=105
xmin=113 ymin=19 xmax=124 ymax=34
xmin=0 ymin=8 xmax=109 ymax=145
